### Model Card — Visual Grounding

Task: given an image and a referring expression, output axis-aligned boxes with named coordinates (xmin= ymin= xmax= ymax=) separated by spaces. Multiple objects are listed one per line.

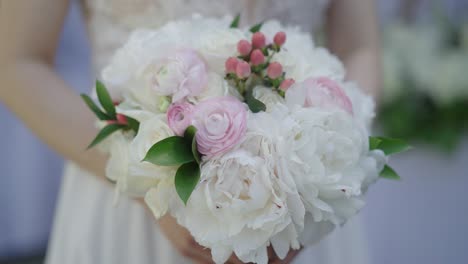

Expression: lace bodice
xmin=83 ymin=0 xmax=330 ymax=73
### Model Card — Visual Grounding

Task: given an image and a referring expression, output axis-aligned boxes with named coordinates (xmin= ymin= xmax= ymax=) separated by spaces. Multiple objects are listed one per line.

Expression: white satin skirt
xmin=45 ymin=162 xmax=369 ymax=264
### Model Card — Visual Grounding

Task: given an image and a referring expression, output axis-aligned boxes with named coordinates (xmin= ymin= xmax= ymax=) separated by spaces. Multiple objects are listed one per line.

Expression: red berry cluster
xmin=225 ymin=31 xmax=295 ymax=97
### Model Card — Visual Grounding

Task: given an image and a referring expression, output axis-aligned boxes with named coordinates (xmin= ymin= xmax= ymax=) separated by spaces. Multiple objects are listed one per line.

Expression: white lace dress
xmin=45 ymin=1 xmax=369 ymax=263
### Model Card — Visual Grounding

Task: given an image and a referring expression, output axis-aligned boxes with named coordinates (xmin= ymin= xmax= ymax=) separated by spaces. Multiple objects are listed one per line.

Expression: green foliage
xmin=143 ymin=127 xmax=203 ymax=204
xmin=184 ymin=126 xmax=200 ymax=164
xmin=378 ymin=89 xmax=468 ymax=152
xmin=244 ymin=85 xmax=266 ymax=113
xmin=95 ymin=80 xmax=116 ymax=119
xmin=249 ymin=22 xmax=263 ymax=33
xmin=175 ymin=162 xmax=201 ymax=205
xmin=143 ymin=136 xmax=195 ymax=166
xmin=87 ymin=124 xmax=126 ymax=149
xmin=380 ymin=165 xmax=401 ymax=180
xmin=125 ymin=116 xmax=140 ymax=133
xmin=80 ymin=94 xmax=111 ymax=120
xmin=369 ymin=136 xmax=410 ymax=180
xmin=230 ymin=14 xmax=241 ymax=28
xmin=369 ymin=137 xmax=411 ymax=155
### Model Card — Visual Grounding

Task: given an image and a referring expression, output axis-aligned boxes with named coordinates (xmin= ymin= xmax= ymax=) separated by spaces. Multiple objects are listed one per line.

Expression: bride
xmin=0 ymin=0 xmax=380 ymax=263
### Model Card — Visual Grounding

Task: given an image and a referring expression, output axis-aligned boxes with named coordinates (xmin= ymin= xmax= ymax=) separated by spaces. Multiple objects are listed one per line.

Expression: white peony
xmin=288 ymin=106 xmax=381 ymax=226
xmin=178 ymin=148 xmax=303 ymax=264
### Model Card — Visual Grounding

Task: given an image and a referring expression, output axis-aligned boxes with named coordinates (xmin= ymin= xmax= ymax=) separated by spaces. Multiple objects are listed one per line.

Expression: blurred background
xmin=0 ymin=0 xmax=467 ymax=263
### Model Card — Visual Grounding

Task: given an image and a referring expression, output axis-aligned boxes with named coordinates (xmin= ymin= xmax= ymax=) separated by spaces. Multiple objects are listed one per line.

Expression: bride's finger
xmin=270 ymin=248 xmax=302 ymax=264
xmin=267 ymin=246 xmax=280 ymax=263
xmin=226 ymin=254 xmax=244 ymax=264
xmin=186 ymin=243 xmax=215 ymax=264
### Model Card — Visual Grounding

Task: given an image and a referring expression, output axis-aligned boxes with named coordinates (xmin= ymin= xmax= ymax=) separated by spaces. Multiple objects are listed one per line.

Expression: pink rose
xmin=192 ymin=96 xmax=247 ymax=158
xmin=153 ymin=49 xmax=208 ymax=102
xmin=286 ymin=77 xmax=353 ymax=114
xmin=167 ymin=102 xmax=194 ymax=136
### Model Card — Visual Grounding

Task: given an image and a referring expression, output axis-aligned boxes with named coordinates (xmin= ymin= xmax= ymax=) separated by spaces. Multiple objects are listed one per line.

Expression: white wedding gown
xmin=45 ymin=1 xmax=369 ymax=263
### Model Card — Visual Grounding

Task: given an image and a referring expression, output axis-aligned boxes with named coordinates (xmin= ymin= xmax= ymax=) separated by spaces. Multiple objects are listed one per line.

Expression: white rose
xmin=252 ymin=86 xmax=285 ymax=112
xmin=125 ymin=115 xmax=177 ymax=198
xmin=103 ymin=109 xmax=156 ymax=197
xmin=199 ymin=28 xmax=246 ymax=74
xmin=105 ymin=132 xmax=129 ymax=187
xmin=145 ymin=175 xmax=180 ymax=219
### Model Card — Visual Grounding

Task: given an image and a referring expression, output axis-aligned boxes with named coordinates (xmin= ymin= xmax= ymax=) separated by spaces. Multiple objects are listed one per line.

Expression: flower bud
xmin=237 ymin=40 xmax=252 ymax=56
xmin=279 ymin=78 xmax=295 ymax=91
xmin=116 ymin=114 xmax=128 ymax=125
xmin=107 ymin=113 xmax=128 ymax=125
xmin=250 ymin=49 xmax=265 ymax=66
xmin=267 ymin=62 xmax=283 ymax=79
xmin=273 ymin=31 xmax=286 ymax=46
xmin=252 ymin=32 xmax=266 ymax=48
xmin=158 ymin=96 xmax=171 ymax=112
xmin=236 ymin=61 xmax=251 ymax=78
xmin=225 ymin=57 xmax=239 ymax=73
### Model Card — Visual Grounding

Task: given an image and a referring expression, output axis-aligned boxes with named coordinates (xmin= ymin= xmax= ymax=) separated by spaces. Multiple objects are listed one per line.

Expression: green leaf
xmin=96 ymin=80 xmax=116 ymax=119
xmin=230 ymin=13 xmax=241 ymax=28
xmin=80 ymin=94 xmax=111 ymax=120
xmin=249 ymin=22 xmax=264 ymax=33
xmin=175 ymin=162 xmax=200 ymax=205
xmin=87 ymin=124 xmax=125 ymax=149
xmin=125 ymin=116 xmax=140 ymax=133
xmin=380 ymin=165 xmax=401 ymax=180
xmin=369 ymin=136 xmax=383 ymax=150
xmin=371 ymin=137 xmax=411 ymax=155
xmin=245 ymin=87 xmax=266 ymax=113
xmin=184 ymin=126 xmax=201 ymax=164
xmin=143 ymin=136 xmax=194 ymax=166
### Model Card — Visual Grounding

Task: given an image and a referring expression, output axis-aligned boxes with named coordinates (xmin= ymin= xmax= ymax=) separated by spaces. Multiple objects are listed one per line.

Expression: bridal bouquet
xmin=381 ymin=21 xmax=468 ymax=151
xmin=82 ymin=15 xmax=408 ymax=264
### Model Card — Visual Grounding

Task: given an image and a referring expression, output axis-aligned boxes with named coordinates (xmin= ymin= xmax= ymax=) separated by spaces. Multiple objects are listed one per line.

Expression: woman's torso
xmin=82 ymin=0 xmax=330 ymax=74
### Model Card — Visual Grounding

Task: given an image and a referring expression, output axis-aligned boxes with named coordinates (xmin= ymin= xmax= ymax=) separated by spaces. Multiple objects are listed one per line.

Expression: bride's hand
xmin=158 ymin=215 xmax=245 ymax=264
xmin=158 ymin=214 xmax=303 ymax=264
xmin=267 ymin=247 xmax=302 ymax=264
xmin=158 ymin=214 xmax=214 ymax=263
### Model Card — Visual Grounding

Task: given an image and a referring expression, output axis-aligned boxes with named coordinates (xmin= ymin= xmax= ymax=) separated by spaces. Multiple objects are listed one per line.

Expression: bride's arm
xmin=0 ymin=2 xmax=232 ymax=263
xmin=0 ymin=0 xmax=107 ymax=178
xmin=326 ymin=0 xmax=382 ymax=100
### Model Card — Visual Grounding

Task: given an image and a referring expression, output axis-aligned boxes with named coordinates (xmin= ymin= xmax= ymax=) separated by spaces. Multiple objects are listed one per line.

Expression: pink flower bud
xmin=267 ymin=62 xmax=283 ymax=79
xmin=225 ymin=57 xmax=239 ymax=73
xmin=107 ymin=114 xmax=128 ymax=125
xmin=167 ymin=102 xmax=194 ymax=136
xmin=252 ymin=32 xmax=266 ymax=48
xmin=273 ymin=31 xmax=286 ymax=46
xmin=116 ymin=114 xmax=128 ymax=125
xmin=236 ymin=61 xmax=251 ymax=78
xmin=250 ymin=49 xmax=265 ymax=66
xmin=280 ymin=78 xmax=295 ymax=91
xmin=237 ymin=40 xmax=252 ymax=56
